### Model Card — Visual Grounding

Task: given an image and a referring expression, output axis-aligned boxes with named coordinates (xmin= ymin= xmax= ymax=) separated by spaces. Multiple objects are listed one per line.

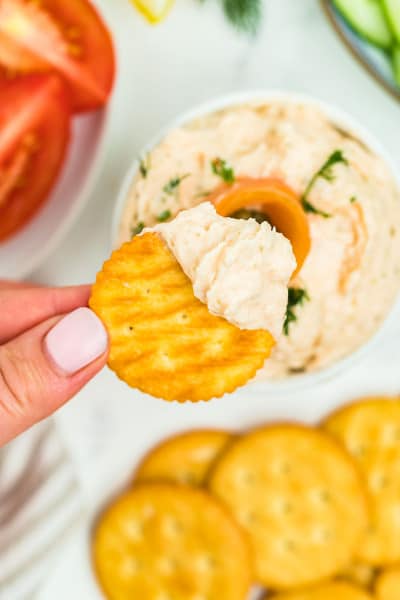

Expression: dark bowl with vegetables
xmin=321 ymin=0 xmax=400 ymax=102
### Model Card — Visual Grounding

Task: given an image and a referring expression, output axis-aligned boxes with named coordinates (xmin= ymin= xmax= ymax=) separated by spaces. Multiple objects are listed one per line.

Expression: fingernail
xmin=45 ymin=307 xmax=108 ymax=375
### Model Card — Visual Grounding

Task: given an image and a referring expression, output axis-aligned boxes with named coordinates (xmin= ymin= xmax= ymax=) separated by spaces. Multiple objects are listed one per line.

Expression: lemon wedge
xmin=132 ymin=0 xmax=175 ymax=24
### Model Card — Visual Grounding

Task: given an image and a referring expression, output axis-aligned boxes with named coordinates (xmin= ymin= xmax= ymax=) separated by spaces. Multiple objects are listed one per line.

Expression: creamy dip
xmin=119 ymin=102 xmax=400 ymax=378
xmin=152 ymin=202 xmax=296 ymax=339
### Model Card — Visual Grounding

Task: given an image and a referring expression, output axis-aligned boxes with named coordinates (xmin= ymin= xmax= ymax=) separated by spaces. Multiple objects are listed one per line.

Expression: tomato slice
xmin=0 ymin=0 xmax=115 ymax=112
xmin=209 ymin=177 xmax=311 ymax=277
xmin=0 ymin=73 xmax=71 ymax=241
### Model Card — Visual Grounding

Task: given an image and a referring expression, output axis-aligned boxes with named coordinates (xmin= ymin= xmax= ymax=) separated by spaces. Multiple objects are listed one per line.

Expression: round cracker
xmin=89 ymin=233 xmax=274 ymax=402
xmin=375 ymin=567 xmax=400 ymax=600
xmin=323 ymin=397 xmax=400 ymax=566
xmin=272 ymin=581 xmax=373 ymax=600
xmin=340 ymin=562 xmax=376 ymax=589
xmin=92 ymin=483 xmax=252 ymax=600
xmin=135 ymin=429 xmax=233 ymax=486
xmin=208 ymin=424 xmax=369 ymax=590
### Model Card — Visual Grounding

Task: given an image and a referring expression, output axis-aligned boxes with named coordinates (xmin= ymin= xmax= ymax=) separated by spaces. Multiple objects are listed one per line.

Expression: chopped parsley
xmin=301 ymin=149 xmax=349 ymax=218
xmin=157 ymin=209 xmax=172 ymax=222
xmin=350 ymin=196 xmax=357 ymax=204
xmin=284 ymin=287 xmax=310 ymax=336
xmin=139 ymin=155 xmax=150 ymax=178
xmin=131 ymin=221 xmax=145 ymax=237
xmin=163 ymin=174 xmax=190 ymax=194
xmin=230 ymin=208 xmax=270 ymax=224
xmin=211 ymin=157 xmax=235 ymax=183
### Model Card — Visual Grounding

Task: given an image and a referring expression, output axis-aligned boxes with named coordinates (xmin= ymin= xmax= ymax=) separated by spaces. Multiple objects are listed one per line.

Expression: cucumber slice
xmin=382 ymin=0 xmax=400 ymax=43
xmin=333 ymin=0 xmax=393 ymax=48
xmin=393 ymin=45 xmax=400 ymax=86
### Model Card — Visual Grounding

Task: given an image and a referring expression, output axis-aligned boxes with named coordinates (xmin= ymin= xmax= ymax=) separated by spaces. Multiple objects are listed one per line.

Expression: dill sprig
xmin=131 ymin=222 xmax=145 ymax=237
xmin=230 ymin=208 xmax=270 ymax=224
xmin=157 ymin=209 xmax=172 ymax=222
xmin=139 ymin=155 xmax=151 ymax=178
xmin=163 ymin=174 xmax=190 ymax=194
xmin=222 ymin=0 xmax=262 ymax=34
xmin=301 ymin=150 xmax=349 ymax=218
xmin=284 ymin=288 xmax=310 ymax=336
xmin=211 ymin=157 xmax=235 ymax=183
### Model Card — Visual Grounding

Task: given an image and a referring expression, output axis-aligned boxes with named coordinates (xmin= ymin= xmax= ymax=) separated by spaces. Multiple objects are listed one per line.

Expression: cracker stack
xmin=92 ymin=396 xmax=400 ymax=599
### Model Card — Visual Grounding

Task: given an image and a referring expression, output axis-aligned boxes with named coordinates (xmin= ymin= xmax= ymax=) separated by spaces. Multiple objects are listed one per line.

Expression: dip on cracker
xmin=152 ymin=202 xmax=296 ymax=338
xmin=90 ymin=206 xmax=286 ymax=401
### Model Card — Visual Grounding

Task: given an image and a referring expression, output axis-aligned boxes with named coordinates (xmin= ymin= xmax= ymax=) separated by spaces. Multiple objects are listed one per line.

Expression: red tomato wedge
xmin=0 ymin=0 xmax=115 ymax=112
xmin=0 ymin=73 xmax=71 ymax=241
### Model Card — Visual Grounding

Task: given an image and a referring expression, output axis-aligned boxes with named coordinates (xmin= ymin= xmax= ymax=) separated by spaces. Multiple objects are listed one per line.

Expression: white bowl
xmin=0 ymin=107 xmax=110 ymax=280
xmin=113 ymin=90 xmax=400 ymax=392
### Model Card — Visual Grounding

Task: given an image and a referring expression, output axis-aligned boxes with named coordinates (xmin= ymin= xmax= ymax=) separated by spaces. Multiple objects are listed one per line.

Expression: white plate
xmin=113 ymin=90 xmax=400 ymax=392
xmin=0 ymin=108 xmax=110 ymax=280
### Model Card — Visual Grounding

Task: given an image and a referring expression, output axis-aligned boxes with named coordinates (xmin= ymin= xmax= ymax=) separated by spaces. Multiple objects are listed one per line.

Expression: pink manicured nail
xmin=45 ymin=307 xmax=108 ymax=375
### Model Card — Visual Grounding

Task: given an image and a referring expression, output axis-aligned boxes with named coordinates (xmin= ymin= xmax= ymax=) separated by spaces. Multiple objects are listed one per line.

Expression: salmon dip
xmin=118 ymin=101 xmax=400 ymax=379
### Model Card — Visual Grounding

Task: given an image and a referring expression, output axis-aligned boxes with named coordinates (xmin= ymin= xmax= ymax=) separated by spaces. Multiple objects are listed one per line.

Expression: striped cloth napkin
xmin=0 ymin=420 xmax=82 ymax=599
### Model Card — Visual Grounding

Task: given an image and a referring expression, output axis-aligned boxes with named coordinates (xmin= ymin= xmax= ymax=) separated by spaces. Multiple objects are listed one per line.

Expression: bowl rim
xmin=112 ymin=89 xmax=400 ymax=393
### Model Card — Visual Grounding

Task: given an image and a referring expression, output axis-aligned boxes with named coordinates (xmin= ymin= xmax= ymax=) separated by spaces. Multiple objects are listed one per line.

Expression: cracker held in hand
xmin=272 ymin=581 xmax=373 ymax=600
xmin=340 ymin=562 xmax=376 ymax=589
xmin=323 ymin=397 xmax=400 ymax=566
xmin=208 ymin=424 xmax=369 ymax=590
xmin=92 ymin=483 xmax=252 ymax=600
xmin=375 ymin=567 xmax=400 ymax=600
xmin=135 ymin=429 xmax=232 ymax=486
xmin=89 ymin=233 xmax=274 ymax=401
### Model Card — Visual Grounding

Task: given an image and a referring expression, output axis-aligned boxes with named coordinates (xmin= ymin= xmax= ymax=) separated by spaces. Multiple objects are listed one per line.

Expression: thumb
xmin=0 ymin=307 xmax=108 ymax=446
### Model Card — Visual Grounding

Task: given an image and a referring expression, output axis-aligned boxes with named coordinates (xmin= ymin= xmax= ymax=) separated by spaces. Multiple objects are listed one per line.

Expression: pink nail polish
xmin=45 ymin=307 xmax=108 ymax=375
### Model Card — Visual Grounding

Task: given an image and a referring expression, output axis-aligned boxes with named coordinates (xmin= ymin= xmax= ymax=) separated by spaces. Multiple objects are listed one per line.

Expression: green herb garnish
xmin=301 ymin=150 xmax=349 ymax=218
xmin=350 ymin=196 xmax=357 ymax=204
xmin=310 ymin=149 xmax=349 ymax=185
xmin=284 ymin=287 xmax=310 ymax=336
xmin=131 ymin=222 xmax=145 ymax=237
xmin=301 ymin=199 xmax=331 ymax=219
xmin=157 ymin=209 xmax=172 ymax=222
xmin=139 ymin=155 xmax=150 ymax=178
xmin=163 ymin=174 xmax=190 ymax=194
xmin=211 ymin=157 xmax=235 ymax=183
xmin=230 ymin=208 xmax=270 ymax=224
xmin=222 ymin=0 xmax=262 ymax=34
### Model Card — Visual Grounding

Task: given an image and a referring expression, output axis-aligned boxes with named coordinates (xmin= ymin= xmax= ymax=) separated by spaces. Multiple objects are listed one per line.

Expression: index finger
xmin=0 ymin=280 xmax=41 ymax=290
xmin=0 ymin=285 xmax=91 ymax=343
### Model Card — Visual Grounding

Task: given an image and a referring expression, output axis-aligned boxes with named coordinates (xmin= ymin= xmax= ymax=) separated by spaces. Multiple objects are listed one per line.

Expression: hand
xmin=0 ymin=281 xmax=109 ymax=446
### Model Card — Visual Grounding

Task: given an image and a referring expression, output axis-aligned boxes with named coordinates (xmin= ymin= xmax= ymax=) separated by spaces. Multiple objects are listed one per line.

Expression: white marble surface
xmin=31 ymin=0 xmax=400 ymax=597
